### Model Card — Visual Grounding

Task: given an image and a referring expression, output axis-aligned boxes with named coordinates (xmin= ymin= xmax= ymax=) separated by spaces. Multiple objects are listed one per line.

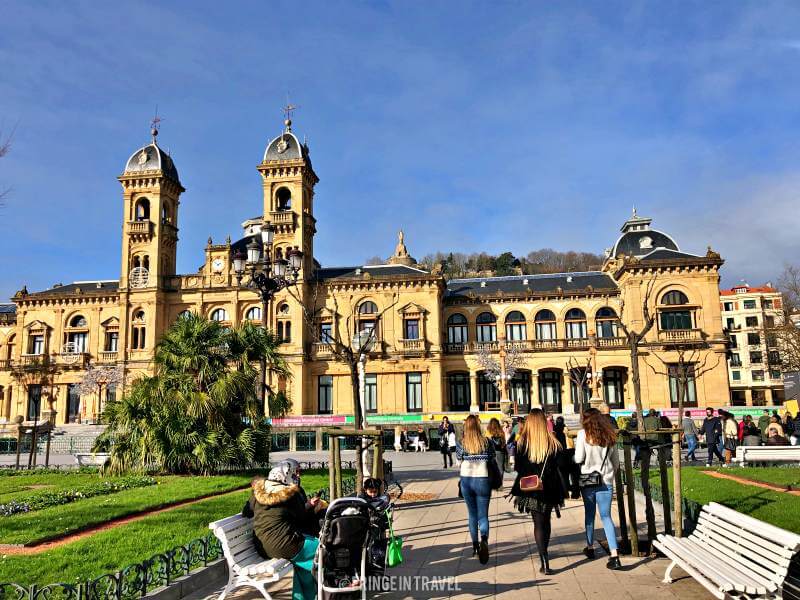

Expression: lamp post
xmin=232 ymin=221 xmax=303 ymax=418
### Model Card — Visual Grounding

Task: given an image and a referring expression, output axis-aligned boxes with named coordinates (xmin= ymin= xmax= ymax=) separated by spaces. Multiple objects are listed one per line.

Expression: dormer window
xmin=276 ymin=187 xmax=292 ymax=211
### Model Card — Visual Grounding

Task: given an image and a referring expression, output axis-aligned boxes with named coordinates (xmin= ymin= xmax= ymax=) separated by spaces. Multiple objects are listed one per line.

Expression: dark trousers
xmin=441 ymin=448 xmax=453 ymax=467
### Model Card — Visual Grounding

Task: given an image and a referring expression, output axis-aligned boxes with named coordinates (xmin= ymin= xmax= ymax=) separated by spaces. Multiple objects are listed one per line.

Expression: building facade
xmin=720 ymin=284 xmax=785 ymax=406
xmin=0 ymin=119 xmax=741 ymax=431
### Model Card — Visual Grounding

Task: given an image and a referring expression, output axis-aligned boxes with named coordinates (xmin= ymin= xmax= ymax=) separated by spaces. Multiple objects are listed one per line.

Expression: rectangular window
xmin=105 ymin=384 xmax=117 ymax=405
xmin=565 ymin=321 xmax=587 ymax=339
xmin=729 ymin=353 xmax=741 ymax=367
xmin=538 ymin=371 xmax=562 ymax=412
xmin=660 ymin=310 xmax=693 ymax=330
xmin=743 ymin=299 xmax=757 ymax=310
xmin=750 ymin=352 xmax=763 ymax=364
xmin=597 ymin=319 xmax=618 ymax=338
xmin=752 ymin=370 xmax=765 ymax=382
xmin=747 ymin=333 xmax=761 ymax=346
xmin=763 ymin=299 xmax=774 ymax=309
xmin=358 ymin=320 xmax=375 ymax=334
xmin=448 ymin=324 xmax=468 ymax=344
xmin=745 ymin=316 xmax=758 ymax=328
xmin=105 ymin=332 xmax=119 ymax=352
xmin=67 ymin=383 xmax=80 ymax=423
xmin=770 ymin=369 xmax=782 ymax=380
xmin=364 ymin=374 xmax=377 ymax=413
xmin=406 ymin=373 xmax=423 ymax=412
xmin=68 ymin=332 xmax=88 ymax=354
xmin=768 ymin=350 xmax=781 ymax=365
xmin=506 ymin=323 xmax=527 ymax=341
xmin=27 ymin=385 xmax=42 ymax=421
xmin=731 ymin=370 xmax=741 ymax=381
xmin=729 ymin=334 xmax=738 ymax=348
xmin=726 ymin=318 xmax=736 ymax=330
xmin=30 ymin=335 xmax=44 ymax=355
xmin=767 ymin=333 xmax=778 ymax=347
xmin=509 ymin=372 xmax=531 ymax=408
xmin=318 ymin=375 xmax=333 ymax=414
xmin=723 ymin=302 xmax=734 ymax=311
xmin=668 ymin=364 xmax=697 ymax=407
xmin=765 ymin=316 xmax=775 ymax=329
xmin=448 ymin=373 xmax=470 ymax=410
xmin=319 ymin=322 xmax=333 ymax=343
xmin=535 ymin=322 xmax=556 ymax=340
xmin=404 ymin=319 xmax=419 ymax=340
xmin=476 ymin=324 xmax=496 ymax=343
xmin=602 ymin=368 xmax=625 ymax=408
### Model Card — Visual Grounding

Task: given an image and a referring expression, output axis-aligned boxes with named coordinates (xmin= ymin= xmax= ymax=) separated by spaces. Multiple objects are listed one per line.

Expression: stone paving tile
xmin=188 ymin=454 xmax=711 ymax=599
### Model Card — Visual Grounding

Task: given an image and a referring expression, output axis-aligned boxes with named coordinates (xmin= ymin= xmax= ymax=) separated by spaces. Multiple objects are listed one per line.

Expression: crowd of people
xmin=454 ymin=407 xmax=623 ymax=573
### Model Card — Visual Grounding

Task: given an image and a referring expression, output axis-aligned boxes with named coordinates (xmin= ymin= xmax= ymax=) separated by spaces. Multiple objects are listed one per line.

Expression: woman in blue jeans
xmin=456 ymin=414 xmax=495 ymax=565
xmin=574 ymin=408 xmax=622 ymax=570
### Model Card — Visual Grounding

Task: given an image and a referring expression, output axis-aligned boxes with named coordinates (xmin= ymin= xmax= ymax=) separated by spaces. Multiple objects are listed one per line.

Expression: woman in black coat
xmin=509 ymin=409 xmax=566 ymax=575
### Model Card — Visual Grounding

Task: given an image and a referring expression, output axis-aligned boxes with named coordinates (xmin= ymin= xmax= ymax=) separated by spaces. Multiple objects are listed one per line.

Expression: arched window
xmin=210 ymin=308 xmax=228 ymax=322
xmin=447 ymin=314 xmax=468 ymax=345
xmin=66 ymin=315 xmax=88 ymax=353
xmin=6 ymin=334 xmax=15 ymax=361
xmin=245 ymin=306 xmax=262 ymax=321
xmin=476 ymin=312 xmax=497 ymax=343
xmin=135 ymin=198 xmax=150 ymax=221
xmin=177 ymin=310 xmax=192 ymax=320
xmin=595 ymin=307 xmax=619 ymax=339
xmin=132 ymin=256 xmax=141 ymax=269
xmin=504 ymin=310 xmax=527 ymax=341
xmin=161 ymin=204 xmax=170 ymax=224
xmin=659 ymin=290 xmax=693 ymax=330
xmin=538 ymin=370 xmax=562 ymax=412
xmin=565 ymin=308 xmax=587 ymax=339
xmin=276 ymin=187 xmax=292 ymax=211
xmin=357 ymin=301 xmax=378 ymax=335
xmin=661 ymin=290 xmax=689 ymax=306
xmin=534 ymin=309 xmax=557 ymax=340
xmin=131 ymin=310 xmax=146 ymax=350
xmin=358 ymin=301 xmax=378 ymax=315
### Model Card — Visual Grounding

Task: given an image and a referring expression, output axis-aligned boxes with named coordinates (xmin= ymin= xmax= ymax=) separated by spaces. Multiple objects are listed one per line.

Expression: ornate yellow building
xmin=0 ymin=119 xmax=736 ymax=436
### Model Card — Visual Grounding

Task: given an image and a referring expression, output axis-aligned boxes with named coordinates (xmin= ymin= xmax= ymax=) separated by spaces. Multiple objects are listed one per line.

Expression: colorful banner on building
xmin=270 ymin=415 xmax=354 ymax=427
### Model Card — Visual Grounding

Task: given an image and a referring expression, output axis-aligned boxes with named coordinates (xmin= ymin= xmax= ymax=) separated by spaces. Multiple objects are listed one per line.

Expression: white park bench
xmin=654 ymin=502 xmax=800 ymax=599
xmin=209 ymin=513 xmax=293 ymax=600
xmin=74 ymin=453 xmax=109 ymax=467
xmin=733 ymin=445 xmax=800 ymax=466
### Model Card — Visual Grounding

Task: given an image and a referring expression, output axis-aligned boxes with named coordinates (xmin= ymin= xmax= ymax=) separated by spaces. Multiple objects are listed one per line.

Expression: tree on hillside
xmin=416 ymin=248 xmax=604 ymax=279
xmin=95 ymin=315 xmax=289 ymax=474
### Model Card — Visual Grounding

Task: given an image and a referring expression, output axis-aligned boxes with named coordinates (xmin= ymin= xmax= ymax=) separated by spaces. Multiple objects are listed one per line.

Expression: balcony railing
xmin=398 ymin=339 xmax=425 ymax=354
xmin=128 ymin=220 xmax=153 ymax=236
xmin=98 ymin=351 xmax=118 ymax=363
xmin=269 ymin=211 xmax=296 ymax=228
xmin=20 ymin=353 xmax=50 ymax=366
xmin=474 ymin=341 xmax=500 ymax=352
xmin=54 ymin=352 xmax=90 ymax=368
xmin=658 ymin=329 xmax=703 ymax=344
xmin=565 ymin=337 xmax=591 ymax=349
xmin=444 ymin=342 xmax=468 ymax=353
xmin=596 ymin=337 xmax=627 ymax=348
xmin=311 ymin=342 xmax=334 ymax=358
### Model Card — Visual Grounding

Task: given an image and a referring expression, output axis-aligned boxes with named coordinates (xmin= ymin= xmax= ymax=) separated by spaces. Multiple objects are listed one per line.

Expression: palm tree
xmin=96 ymin=314 xmax=290 ymax=474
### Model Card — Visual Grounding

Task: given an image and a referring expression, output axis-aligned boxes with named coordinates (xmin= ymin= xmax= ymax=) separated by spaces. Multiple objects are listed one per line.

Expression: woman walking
xmin=439 ymin=416 xmax=455 ymax=469
xmin=456 ymin=414 xmax=495 ymax=565
xmin=487 ymin=417 xmax=508 ymax=472
xmin=509 ymin=409 xmax=565 ymax=575
xmin=575 ymin=408 xmax=622 ymax=570
xmin=721 ymin=410 xmax=738 ymax=466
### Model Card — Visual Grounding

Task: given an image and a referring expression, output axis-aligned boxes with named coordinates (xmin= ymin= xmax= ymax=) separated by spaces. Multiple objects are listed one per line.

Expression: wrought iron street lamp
xmin=232 ymin=221 xmax=303 ymax=418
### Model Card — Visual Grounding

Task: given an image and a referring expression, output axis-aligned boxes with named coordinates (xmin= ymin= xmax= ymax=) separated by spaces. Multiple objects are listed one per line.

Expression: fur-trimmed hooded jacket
xmin=241 ymin=477 xmax=319 ymax=560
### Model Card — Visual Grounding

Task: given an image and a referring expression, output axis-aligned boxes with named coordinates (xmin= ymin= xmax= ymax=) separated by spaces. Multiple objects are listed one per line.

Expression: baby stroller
xmin=316 ymin=497 xmax=371 ymax=599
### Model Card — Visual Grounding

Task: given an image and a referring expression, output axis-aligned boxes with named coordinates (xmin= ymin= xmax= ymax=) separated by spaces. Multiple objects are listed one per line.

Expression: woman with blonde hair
xmin=575 ymin=408 xmax=621 ymax=570
xmin=509 ymin=409 xmax=565 ymax=575
xmin=456 ymin=414 xmax=496 ymax=565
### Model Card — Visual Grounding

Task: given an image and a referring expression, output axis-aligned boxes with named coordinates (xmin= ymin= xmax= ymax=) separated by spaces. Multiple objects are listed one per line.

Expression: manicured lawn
xmin=0 ymin=470 xmax=342 ymax=585
xmin=0 ymin=471 xmax=118 ymax=502
xmin=0 ymin=473 xmax=254 ymax=545
xmin=651 ymin=467 xmax=800 ymax=534
xmin=726 ymin=466 xmax=800 ymax=488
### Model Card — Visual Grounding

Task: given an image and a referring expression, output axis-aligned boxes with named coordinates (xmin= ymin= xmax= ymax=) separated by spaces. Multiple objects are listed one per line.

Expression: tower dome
xmin=123 ymin=128 xmax=180 ymax=183
xmin=611 ymin=209 xmax=679 ymax=258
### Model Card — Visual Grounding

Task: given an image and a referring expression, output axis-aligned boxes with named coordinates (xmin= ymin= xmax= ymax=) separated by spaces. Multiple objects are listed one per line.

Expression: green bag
xmin=386 ymin=509 xmax=404 ymax=568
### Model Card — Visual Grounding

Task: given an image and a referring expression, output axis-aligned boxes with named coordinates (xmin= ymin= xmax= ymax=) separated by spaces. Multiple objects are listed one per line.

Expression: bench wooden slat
xmin=707 ymin=502 xmax=800 ymax=551
xmin=695 ymin=516 xmax=793 ymax=569
xmin=696 ymin=512 xmax=795 ymax=561
xmin=656 ymin=536 xmax=738 ymax=593
xmin=682 ymin=535 xmax=777 ymax=592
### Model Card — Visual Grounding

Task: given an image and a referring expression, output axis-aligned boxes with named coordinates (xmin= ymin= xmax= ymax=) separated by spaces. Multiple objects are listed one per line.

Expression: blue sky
xmin=2 ymin=1 xmax=800 ymax=301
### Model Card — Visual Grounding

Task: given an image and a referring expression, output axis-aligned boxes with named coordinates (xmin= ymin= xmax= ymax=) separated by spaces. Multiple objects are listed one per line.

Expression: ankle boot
xmin=539 ymin=552 xmax=554 ymax=575
xmin=607 ymin=555 xmax=622 ymax=570
xmin=472 ymin=541 xmax=480 ymax=556
xmin=478 ymin=535 xmax=489 ymax=564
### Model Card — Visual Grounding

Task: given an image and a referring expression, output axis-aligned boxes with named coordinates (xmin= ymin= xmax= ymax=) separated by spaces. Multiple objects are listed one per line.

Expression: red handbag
xmin=519 ymin=455 xmax=547 ymax=492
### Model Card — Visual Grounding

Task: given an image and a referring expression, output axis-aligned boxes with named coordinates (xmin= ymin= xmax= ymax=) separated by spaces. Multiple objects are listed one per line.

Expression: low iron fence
xmin=0 ymin=436 xmax=97 ymax=455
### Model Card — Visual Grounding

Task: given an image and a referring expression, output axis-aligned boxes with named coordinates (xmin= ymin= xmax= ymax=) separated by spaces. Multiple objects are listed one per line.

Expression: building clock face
xmin=212 ymin=258 xmax=225 ymax=272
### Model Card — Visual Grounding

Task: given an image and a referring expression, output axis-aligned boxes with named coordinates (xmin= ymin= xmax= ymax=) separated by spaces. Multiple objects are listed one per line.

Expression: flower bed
xmin=0 ymin=476 xmax=157 ymax=516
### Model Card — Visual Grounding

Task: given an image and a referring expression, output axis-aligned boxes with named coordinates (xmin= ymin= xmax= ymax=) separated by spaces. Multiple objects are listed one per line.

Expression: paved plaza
xmin=191 ymin=451 xmax=711 ymax=600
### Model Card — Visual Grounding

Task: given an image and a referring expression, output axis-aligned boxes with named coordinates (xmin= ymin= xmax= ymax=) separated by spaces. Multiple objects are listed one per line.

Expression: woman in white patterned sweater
xmin=456 ymin=414 xmax=496 ymax=565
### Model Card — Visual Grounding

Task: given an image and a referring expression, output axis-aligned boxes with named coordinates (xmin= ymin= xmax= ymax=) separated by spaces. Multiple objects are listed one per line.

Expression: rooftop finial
xmin=632 ymin=206 xmax=637 ymax=218
xmin=282 ymin=93 xmax=299 ymax=132
xmin=150 ymin=106 xmax=162 ymax=144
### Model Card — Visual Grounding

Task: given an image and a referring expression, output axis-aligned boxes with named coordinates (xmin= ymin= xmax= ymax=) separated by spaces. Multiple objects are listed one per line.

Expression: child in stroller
xmin=316 ymin=479 xmax=395 ymax=599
